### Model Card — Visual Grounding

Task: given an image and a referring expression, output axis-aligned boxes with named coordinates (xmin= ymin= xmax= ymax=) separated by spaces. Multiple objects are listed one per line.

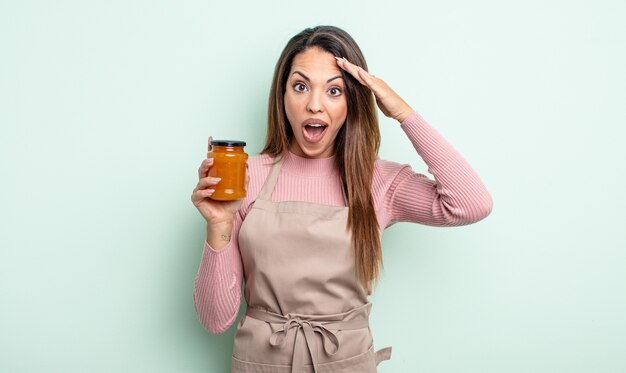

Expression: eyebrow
xmin=292 ymin=71 xmax=343 ymax=83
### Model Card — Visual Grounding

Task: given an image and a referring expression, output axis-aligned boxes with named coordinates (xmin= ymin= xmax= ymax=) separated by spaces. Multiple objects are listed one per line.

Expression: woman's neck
xmin=281 ymin=150 xmax=337 ymax=176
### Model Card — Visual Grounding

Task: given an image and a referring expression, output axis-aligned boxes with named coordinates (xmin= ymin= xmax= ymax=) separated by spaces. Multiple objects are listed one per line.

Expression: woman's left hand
xmin=335 ymin=56 xmax=414 ymax=123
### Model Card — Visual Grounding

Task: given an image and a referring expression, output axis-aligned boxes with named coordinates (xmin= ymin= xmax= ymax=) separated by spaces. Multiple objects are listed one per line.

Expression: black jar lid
xmin=211 ymin=140 xmax=246 ymax=147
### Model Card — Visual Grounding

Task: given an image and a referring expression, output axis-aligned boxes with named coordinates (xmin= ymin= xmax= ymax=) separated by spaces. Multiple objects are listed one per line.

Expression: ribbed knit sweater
xmin=194 ymin=111 xmax=493 ymax=334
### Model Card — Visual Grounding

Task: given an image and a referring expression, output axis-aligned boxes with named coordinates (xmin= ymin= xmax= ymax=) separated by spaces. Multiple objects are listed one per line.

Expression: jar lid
xmin=211 ymin=140 xmax=246 ymax=147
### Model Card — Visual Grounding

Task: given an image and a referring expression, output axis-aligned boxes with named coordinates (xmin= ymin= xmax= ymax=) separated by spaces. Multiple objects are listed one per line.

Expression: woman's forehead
xmin=289 ymin=48 xmax=342 ymax=79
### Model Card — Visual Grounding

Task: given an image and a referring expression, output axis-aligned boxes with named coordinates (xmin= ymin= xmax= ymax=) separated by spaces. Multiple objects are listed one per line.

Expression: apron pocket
xmin=315 ymin=346 xmax=377 ymax=372
xmin=231 ymin=355 xmax=292 ymax=373
xmin=231 ymin=346 xmax=388 ymax=373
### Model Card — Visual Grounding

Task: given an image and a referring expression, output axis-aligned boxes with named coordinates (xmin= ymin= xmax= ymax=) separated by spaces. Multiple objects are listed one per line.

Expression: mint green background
xmin=1 ymin=1 xmax=625 ymax=372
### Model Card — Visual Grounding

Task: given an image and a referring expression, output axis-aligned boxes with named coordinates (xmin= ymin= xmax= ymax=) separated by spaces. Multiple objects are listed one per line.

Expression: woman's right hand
xmin=191 ymin=136 xmax=248 ymax=225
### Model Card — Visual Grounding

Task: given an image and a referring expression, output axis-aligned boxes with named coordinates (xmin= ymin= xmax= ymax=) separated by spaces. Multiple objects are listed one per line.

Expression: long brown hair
xmin=262 ymin=25 xmax=382 ymax=289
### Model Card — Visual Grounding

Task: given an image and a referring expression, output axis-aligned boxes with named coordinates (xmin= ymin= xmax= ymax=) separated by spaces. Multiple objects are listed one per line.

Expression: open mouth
xmin=302 ymin=123 xmax=328 ymax=143
xmin=304 ymin=124 xmax=328 ymax=142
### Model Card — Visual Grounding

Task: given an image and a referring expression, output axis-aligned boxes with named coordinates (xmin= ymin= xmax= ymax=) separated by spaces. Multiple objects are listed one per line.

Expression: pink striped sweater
xmin=194 ymin=111 xmax=493 ymax=334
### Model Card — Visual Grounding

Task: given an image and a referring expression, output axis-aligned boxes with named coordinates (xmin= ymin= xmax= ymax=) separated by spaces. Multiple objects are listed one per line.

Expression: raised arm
xmin=384 ymin=111 xmax=493 ymax=226
xmin=335 ymin=57 xmax=492 ymax=227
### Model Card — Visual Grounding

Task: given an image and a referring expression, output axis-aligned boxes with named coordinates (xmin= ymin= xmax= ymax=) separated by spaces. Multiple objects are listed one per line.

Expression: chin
xmin=291 ymin=136 xmax=335 ymax=159
xmin=304 ymin=147 xmax=333 ymax=159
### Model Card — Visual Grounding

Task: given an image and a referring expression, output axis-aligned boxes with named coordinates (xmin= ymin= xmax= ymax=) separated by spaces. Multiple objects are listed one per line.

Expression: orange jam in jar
xmin=207 ymin=140 xmax=248 ymax=201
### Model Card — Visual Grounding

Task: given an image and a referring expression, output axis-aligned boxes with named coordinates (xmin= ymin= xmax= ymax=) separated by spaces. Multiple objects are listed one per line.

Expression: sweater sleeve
xmin=384 ymin=111 xmax=493 ymax=227
xmin=193 ymin=210 xmax=244 ymax=334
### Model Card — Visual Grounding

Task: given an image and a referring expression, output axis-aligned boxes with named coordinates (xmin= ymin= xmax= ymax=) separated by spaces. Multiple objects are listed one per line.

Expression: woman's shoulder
xmin=245 ymin=153 xmax=275 ymax=189
xmin=371 ymin=156 xmax=422 ymax=197
xmin=239 ymin=153 xmax=275 ymax=211
xmin=247 ymin=153 xmax=275 ymax=172
xmin=374 ymin=156 xmax=411 ymax=177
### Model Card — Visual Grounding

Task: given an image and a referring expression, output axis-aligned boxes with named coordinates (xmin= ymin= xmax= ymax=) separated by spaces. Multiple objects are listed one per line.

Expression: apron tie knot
xmin=246 ymin=307 xmax=370 ymax=373
xmin=268 ymin=317 xmax=341 ymax=355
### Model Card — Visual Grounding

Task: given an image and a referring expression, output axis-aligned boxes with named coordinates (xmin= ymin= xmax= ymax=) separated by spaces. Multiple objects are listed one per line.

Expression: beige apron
xmin=231 ymin=155 xmax=391 ymax=373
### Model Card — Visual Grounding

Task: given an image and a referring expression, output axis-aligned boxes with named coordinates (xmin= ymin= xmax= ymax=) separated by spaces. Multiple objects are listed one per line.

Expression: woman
xmin=191 ymin=25 xmax=493 ymax=372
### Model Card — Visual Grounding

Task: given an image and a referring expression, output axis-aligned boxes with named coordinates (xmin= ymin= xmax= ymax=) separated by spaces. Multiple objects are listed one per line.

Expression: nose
xmin=306 ymin=91 xmax=324 ymax=113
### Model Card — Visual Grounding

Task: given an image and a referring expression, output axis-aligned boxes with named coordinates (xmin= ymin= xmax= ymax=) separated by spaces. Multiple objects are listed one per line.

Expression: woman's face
xmin=284 ymin=47 xmax=348 ymax=159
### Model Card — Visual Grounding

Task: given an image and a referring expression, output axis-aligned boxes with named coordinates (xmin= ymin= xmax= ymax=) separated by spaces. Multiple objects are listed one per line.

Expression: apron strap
xmin=375 ymin=346 xmax=392 ymax=365
xmin=257 ymin=155 xmax=284 ymax=201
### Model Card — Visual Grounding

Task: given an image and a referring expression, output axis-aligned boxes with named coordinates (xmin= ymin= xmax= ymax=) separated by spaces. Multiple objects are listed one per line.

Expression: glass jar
xmin=207 ymin=140 xmax=248 ymax=201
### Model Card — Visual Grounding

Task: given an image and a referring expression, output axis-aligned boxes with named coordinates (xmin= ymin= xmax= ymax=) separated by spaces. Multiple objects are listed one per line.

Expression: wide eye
xmin=293 ymin=82 xmax=307 ymax=92
xmin=328 ymin=87 xmax=342 ymax=97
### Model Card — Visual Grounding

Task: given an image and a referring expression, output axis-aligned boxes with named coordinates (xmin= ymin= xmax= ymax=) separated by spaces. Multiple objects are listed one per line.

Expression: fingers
xmin=198 ymin=157 xmax=214 ymax=179
xmin=195 ymin=175 xmax=221 ymax=190
xmin=335 ymin=57 xmax=366 ymax=85
xmin=352 ymin=62 xmax=385 ymax=98
xmin=191 ymin=175 xmax=221 ymax=203
xmin=335 ymin=57 xmax=386 ymax=98
xmin=357 ymin=67 xmax=377 ymax=91
xmin=200 ymin=136 xmax=215 ymax=179
xmin=191 ymin=187 xmax=215 ymax=203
